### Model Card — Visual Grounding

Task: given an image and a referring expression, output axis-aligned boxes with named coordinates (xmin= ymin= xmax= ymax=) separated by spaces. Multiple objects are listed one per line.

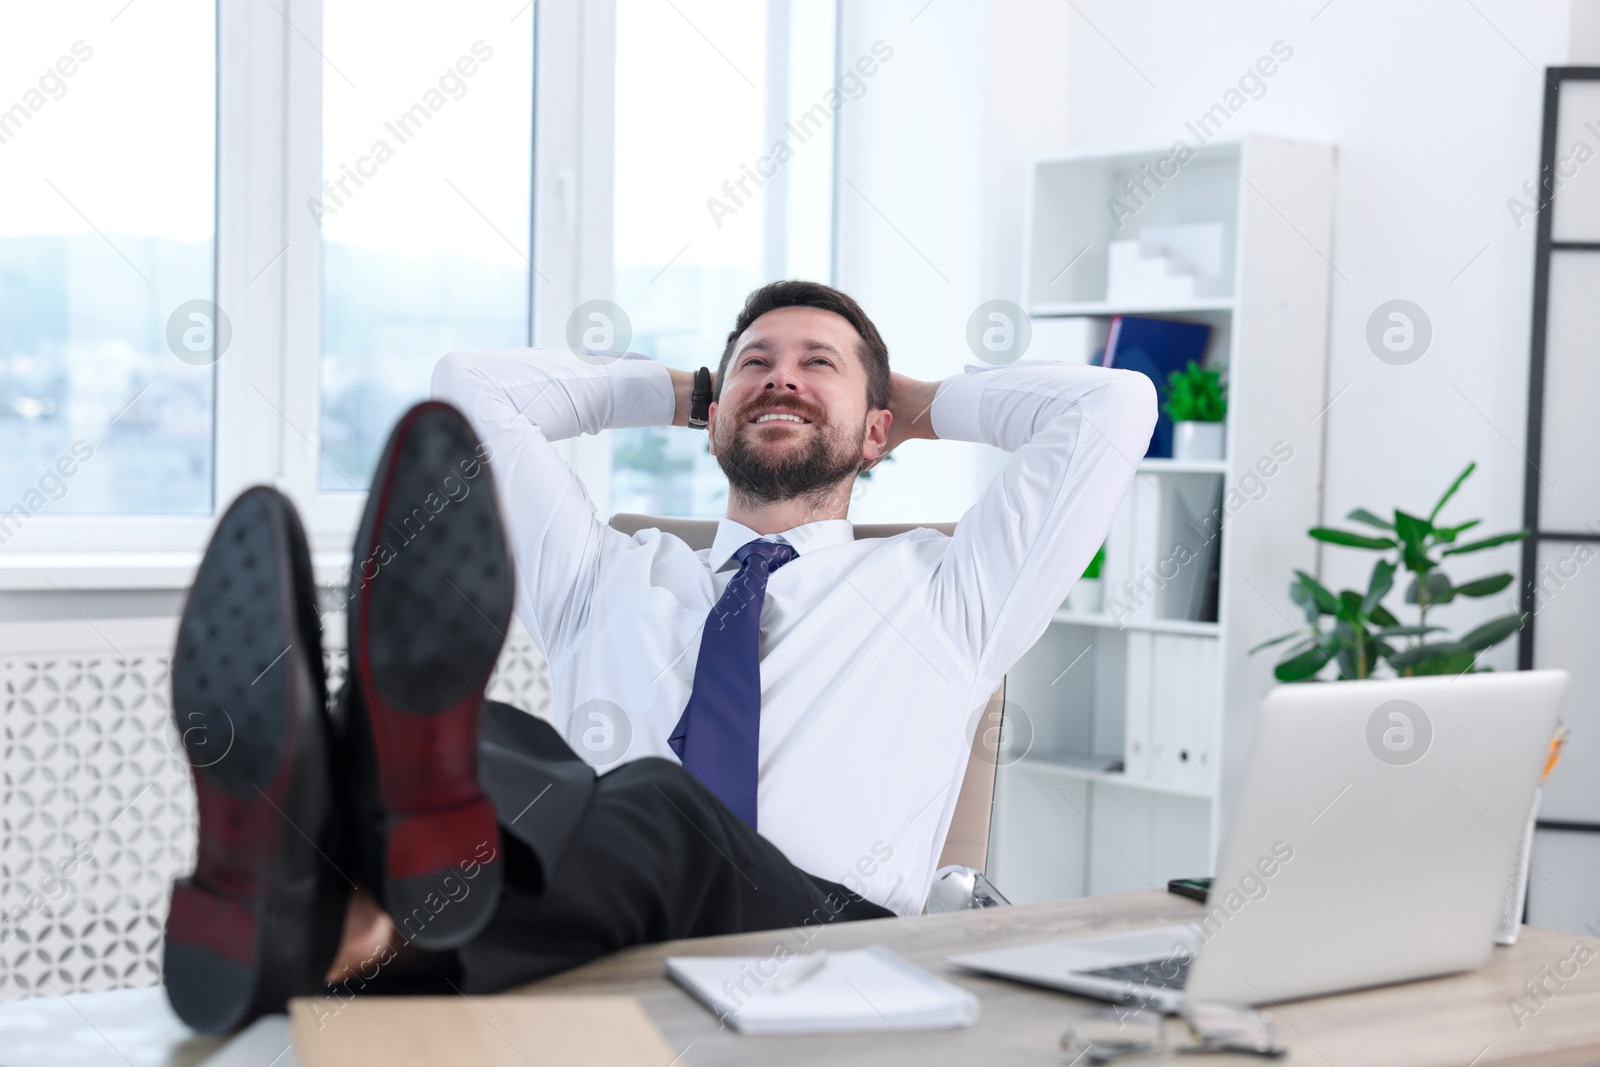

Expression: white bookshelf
xmin=988 ymin=135 xmax=1335 ymax=903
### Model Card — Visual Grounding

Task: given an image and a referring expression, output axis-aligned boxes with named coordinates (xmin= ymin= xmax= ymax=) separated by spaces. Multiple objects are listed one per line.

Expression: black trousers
xmin=422 ymin=701 xmax=894 ymax=993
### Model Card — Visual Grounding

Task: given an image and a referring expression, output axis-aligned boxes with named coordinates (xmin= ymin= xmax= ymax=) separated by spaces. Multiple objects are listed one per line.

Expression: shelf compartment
xmin=1025 ymin=141 xmax=1242 ymax=309
xmin=1025 ymin=306 xmax=1234 ymax=381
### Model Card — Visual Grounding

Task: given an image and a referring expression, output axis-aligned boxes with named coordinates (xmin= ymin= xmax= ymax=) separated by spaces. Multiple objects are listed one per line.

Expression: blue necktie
xmin=668 ymin=538 xmax=799 ymax=830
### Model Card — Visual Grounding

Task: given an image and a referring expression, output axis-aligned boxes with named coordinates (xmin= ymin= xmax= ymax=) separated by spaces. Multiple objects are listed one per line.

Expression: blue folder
xmin=1101 ymin=316 xmax=1214 ymax=459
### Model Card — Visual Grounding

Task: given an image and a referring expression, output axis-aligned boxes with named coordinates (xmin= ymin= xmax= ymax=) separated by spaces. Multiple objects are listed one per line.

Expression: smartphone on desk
xmin=1167 ymin=877 xmax=1212 ymax=903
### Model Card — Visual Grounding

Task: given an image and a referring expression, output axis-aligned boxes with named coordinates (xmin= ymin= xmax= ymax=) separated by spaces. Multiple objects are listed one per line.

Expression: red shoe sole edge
xmin=352 ymin=403 xmax=507 ymax=913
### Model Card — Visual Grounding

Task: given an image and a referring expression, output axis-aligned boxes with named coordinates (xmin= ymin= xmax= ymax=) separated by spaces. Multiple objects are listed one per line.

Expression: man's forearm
xmin=900 ymin=378 xmax=942 ymax=442
xmin=433 ymin=348 xmax=676 ymax=444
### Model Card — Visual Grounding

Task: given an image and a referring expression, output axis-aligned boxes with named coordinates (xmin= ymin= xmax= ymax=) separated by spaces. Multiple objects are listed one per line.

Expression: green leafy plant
xmin=1162 ymin=360 xmax=1226 ymax=423
xmin=1083 ymin=543 xmax=1106 ymax=580
xmin=1250 ymin=462 xmax=1528 ymax=681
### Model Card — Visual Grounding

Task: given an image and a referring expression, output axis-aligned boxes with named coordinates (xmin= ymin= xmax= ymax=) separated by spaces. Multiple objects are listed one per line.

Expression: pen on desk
xmin=768 ymin=950 xmax=828 ymax=994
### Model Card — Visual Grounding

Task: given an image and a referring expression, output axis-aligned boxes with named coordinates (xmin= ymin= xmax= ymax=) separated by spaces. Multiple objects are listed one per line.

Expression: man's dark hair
xmin=715 ymin=280 xmax=890 ymax=412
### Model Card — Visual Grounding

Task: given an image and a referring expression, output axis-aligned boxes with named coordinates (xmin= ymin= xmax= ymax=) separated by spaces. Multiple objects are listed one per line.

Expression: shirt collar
xmin=707 ymin=517 xmax=855 ymax=573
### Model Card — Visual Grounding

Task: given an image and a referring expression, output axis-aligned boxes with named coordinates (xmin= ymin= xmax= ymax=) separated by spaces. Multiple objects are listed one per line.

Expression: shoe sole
xmin=164 ymin=488 xmax=346 ymax=1035
xmin=351 ymin=402 xmax=510 ymax=950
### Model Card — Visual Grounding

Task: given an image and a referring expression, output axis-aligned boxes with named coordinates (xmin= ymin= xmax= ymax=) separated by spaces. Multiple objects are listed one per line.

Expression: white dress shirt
xmin=432 ymin=346 xmax=1156 ymax=915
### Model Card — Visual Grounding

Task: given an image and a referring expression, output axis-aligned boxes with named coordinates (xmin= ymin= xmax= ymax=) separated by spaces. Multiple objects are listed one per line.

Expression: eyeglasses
xmin=1060 ymin=1000 xmax=1286 ymax=1061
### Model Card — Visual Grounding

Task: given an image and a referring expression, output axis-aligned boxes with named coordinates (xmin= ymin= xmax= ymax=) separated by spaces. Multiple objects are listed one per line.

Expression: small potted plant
xmin=1067 ymin=542 xmax=1107 ymax=614
xmin=1164 ymin=360 xmax=1226 ymax=461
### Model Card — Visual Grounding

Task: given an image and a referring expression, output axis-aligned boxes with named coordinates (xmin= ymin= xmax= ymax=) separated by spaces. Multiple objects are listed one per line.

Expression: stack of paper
xmin=1032 ymin=316 xmax=1110 ymax=364
xmin=665 ymin=946 xmax=981 ymax=1035
xmin=1140 ymin=222 xmax=1226 ymax=291
xmin=1104 ymin=222 xmax=1229 ymax=305
xmin=1106 ymin=240 xmax=1198 ymax=304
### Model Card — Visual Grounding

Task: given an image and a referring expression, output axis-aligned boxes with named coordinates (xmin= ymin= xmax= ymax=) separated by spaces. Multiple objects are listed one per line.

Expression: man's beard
xmin=715 ymin=411 xmax=865 ymax=510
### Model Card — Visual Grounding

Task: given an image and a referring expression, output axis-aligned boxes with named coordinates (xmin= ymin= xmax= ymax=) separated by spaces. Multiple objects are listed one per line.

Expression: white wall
xmin=835 ymin=0 xmax=1076 ymax=519
xmin=832 ymin=1 xmax=986 ymax=522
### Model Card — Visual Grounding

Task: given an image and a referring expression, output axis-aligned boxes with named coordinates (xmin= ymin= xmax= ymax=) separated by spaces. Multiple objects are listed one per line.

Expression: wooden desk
xmin=4 ymin=891 xmax=1598 ymax=1065
xmin=527 ymin=890 xmax=1600 ymax=1067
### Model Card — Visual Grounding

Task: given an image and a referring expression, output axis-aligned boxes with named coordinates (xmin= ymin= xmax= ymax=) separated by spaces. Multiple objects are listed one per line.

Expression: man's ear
xmin=706 ymin=400 xmax=718 ymax=455
xmin=861 ymin=407 xmax=891 ymax=466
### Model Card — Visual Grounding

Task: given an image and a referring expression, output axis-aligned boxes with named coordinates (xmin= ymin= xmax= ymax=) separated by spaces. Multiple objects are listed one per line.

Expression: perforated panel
xmin=1 ymin=654 xmax=189 ymax=1000
xmin=1 ymin=635 xmax=550 ymax=1002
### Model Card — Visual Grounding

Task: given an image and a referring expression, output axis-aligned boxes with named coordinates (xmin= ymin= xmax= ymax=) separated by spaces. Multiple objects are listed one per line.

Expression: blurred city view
xmin=1 ymin=2 xmax=214 ymax=519
xmin=319 ymin=243 xmax=528 ymax=490
xmin=607 ymin=263 xmax=763 ymax=518
xmin=0 ymin=233 xmax=213 ymax=515
xmin=317 ymin=2 xmax=533 ymax=492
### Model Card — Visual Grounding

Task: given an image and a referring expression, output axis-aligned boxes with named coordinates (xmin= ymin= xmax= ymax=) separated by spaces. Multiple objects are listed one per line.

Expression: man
xmin=161 ymin=280 xmax=1155 ymax=1033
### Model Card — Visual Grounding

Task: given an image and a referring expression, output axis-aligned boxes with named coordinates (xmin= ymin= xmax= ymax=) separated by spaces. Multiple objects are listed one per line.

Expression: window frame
xmin=0 ymin=0 xmax=612 ymax=588
xmin=0 ymin=0 xmax=244 ymax=576
xmin=0 ymin=0 xmax=828 ymax=587
xmin=284 ymin=0 xmax=615 ymax=548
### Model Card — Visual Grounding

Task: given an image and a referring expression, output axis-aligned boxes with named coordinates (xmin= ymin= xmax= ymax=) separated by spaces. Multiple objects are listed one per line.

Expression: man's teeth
xmin=755 ymin=413 xmax=806 ymax=423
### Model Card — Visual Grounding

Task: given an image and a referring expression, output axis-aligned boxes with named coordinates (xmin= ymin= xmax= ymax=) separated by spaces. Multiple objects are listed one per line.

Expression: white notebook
xmin=664 ymin=946 xmax=981 ymax=1035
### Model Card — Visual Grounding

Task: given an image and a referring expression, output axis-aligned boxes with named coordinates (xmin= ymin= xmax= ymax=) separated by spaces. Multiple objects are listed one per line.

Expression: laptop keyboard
xmin=1082 ymin=955 xmax=1192 ymax=990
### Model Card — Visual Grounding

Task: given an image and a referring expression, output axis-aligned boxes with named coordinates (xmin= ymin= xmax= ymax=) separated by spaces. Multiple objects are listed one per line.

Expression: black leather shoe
xmin=164 ymin=487 xmax=348 ymax=1035
xmin=339 ymin=400 xmax=512 ymax=951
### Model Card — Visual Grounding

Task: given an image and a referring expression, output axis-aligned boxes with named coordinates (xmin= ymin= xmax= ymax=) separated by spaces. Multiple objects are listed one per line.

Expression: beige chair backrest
xmin=608 ymin=513 xmax=1003 ymax=873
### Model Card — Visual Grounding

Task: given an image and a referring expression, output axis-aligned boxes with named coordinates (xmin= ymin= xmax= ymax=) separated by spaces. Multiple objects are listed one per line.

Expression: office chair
xmin=608 ymin=513 xmax=1007 ymax=875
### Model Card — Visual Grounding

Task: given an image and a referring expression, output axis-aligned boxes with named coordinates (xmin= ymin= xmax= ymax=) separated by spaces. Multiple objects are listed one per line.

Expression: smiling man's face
xmin=707 ymin=305 xmax=889 ymax=508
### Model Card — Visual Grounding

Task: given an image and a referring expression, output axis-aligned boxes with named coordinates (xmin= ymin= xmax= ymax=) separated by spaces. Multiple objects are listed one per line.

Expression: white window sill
xmin=0 ymin=551 xmax=355 ymax=592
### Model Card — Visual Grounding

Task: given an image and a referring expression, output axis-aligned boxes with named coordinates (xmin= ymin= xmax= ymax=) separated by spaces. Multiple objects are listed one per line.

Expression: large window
xmin=318 ymin=2 xmax=533 ymax=490
xmin=610 ymin=0 xmax=837 ymax=518
xmin=0 ymin=3 xmax=216 ymax=518
xmin=1 ymin=0 xmax=778 ymax=572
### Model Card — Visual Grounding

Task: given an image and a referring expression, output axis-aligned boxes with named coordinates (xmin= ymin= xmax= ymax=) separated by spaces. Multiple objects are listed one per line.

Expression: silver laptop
xmin=947 ymin=670 xmax=1568 ymax=1010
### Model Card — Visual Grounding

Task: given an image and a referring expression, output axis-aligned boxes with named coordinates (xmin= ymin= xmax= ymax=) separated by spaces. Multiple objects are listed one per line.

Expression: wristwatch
xmin=688 ymin=367 xmax=713 ymax=429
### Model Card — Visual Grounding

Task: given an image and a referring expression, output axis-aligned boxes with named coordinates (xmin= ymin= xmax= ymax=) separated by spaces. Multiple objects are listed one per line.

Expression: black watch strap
xmin=688 ymin=367 xmax=713 ymax=429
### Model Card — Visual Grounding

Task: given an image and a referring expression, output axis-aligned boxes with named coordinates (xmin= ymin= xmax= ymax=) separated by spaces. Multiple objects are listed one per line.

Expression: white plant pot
xmin=1173 ymin=421 xmax=1225 ymax=462
xmin=1067 ymin=578 xmax=1104 ymax=615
